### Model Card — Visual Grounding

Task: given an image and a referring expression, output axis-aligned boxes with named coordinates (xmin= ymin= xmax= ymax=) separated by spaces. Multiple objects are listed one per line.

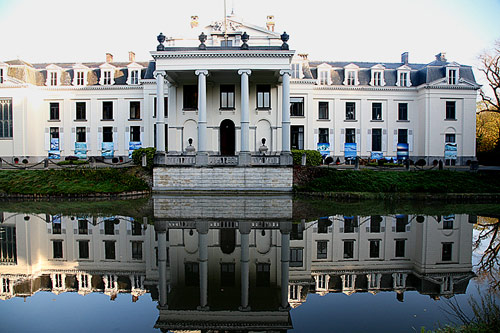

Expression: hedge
xmin=291 ymin=150 xmax=323 ymax=166
xmin=131 ymin=147 xmax=156 ymax=170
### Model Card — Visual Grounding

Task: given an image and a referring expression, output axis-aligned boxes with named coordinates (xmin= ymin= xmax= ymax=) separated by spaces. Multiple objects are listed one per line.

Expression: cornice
xmin=418 ymin=84 xmax=479 ymax=91
xmin=40 ymin=85 xmax=144 ymax=91
xmin=151 ymin=50 xmax=294 ymax=59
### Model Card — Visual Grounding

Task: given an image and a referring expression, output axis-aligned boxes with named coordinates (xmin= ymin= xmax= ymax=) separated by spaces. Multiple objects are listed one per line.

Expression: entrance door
xmin=220 ymin=119 xmax=235 ymax=155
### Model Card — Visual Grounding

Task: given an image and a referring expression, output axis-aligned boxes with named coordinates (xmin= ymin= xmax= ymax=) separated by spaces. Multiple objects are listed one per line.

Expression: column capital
xmin=238 ymin=69 xmax=252 ymax=76
xmin=280 ymin=69 xmax=292 ymax=76
xmin=195 ymin=69 xmax=209 ymax=76
xmin=153 ymin=70 xmax=166 ymax=78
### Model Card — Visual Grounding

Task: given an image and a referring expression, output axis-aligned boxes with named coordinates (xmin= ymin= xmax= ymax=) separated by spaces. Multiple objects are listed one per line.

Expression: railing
xmin=208 ymin=156 xmax=239 ymax=165
xmin=251 ymin=155 xmax=281 ymax=165
xmin=165 ymin=156 xmax=196 ymax=166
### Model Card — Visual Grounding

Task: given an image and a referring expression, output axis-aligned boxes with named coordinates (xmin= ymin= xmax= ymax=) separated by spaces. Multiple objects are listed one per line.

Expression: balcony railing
xmin=165 ymin=155 xmax=196 ymax=166
xmin=251 ymin=155 xmax=281 ymax=165
xmin=208 ymin=156 xmax=239 ymax=166
xmin=159 ymin=153 xmax=290 ymax=166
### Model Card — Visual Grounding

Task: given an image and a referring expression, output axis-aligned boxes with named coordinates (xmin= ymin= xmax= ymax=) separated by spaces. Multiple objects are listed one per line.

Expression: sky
xmin=0 ymin=0 xmax=499 ymax=86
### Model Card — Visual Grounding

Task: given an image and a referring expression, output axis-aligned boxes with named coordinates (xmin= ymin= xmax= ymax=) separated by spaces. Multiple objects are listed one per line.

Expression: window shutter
xmin=356 ymin=129 xmax=360 ymax=152
xmin=409 ymin=130 xmax=414 ymax=152
xmin=59 ymin=128 xmax=64 ymax=152
xmin=140 ymin=126 xmax=144 ymax=144
xmin=314 ymin=128 xmax=318 ymax=145
xmin=330 ymin=128 xmax=334 ymax=153
xmin=382 ymin=129 xmax=387 ymax=152
xmin=393 ymin=129 xmax=398 ymax=152
xmin=44 ymin=128 xmax=50 ymax=150
xmin=71 ymin=127 xmax=76 ymax=152
xmin=86 ymin=127 xmax=91 ymax=150
xmin=125 ymin=127 xmax=130 ymax=150
xmin=113 ymin=127 xmax=118 ymax=146
xmin=98 ymin=127 xmax=102 ymax=149
xmin=340 ymin=129 xmax=345 ymax=151
xmin=367 ymin=129 xmax=372 ymax=151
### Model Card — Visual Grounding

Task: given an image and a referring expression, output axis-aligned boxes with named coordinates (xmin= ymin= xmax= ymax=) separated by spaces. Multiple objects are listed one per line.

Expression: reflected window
xmin=104 ymin=220 xmax=115 ymax=235
xmin=52 ymin=221 xmax=61 ymax=234
xmin=290 ymin=285 xmax=299 ymax=300
xmin=396 ymin=215 xmax=408 ymax=232
xmin=256 ymin=263 xmax=270 ymax=287
xmin=78 ymin=240 xmax=89 ymax=259
xmin=395 ymin=239 xmax=405 ymax=257
xmin=53 ymin=240 xmax=63 ymax=259
xmin=343 ymin=240 xmax=354 ymax=259
xmin=442 ymin=243 xmax=452 ymax=261
xmin=317 ymin=217 xmax=331 ymax=234
xmin=317 ymin=274 xmax=327 ymax=289
xmin=370 ymin=216 xmax=382 ymax=233
xmin=291 ymin=222 xmax=304 ymax=240
xmin=185 ymin=262 xmax=199 ymax=286
xmin=54 ymin=274 xmax=63 ymax=288
xmin=132 ymin=222 xmax=142 ymax=236
xmin=220 ymin=263 xmax=235 ymax=287
xmin=369 ymin=240 xmax=380 ymax=258
xmin=290 ymin=248 xmax=303 ymax=267
xmin=343 ymin=275 xmax=354 ymax=288
xmin=344 ymin=217 xmax=357 ymax=233
xmin=104 ymin=240 xmax=116 ymax=260
xmin=78 ymin=219 xmax=88 ymax=235
xmin=443 ymin=216 xmax=454 ymax=230
xmin=132 ymin=241 xmax=143 ymax=260
xmin=317 ymin=241 xmax=328 ymax=259
xmin=0 ymin=226 xmax=17 ymax=264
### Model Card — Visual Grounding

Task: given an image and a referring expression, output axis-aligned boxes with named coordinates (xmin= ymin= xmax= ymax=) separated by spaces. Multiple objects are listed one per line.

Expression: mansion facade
xmin=0 ymin=15 xmax=479 ymax=166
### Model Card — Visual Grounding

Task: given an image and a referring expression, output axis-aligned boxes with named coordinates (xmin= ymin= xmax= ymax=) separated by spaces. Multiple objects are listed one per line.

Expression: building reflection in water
xmin=0 ymin=196 xmax=475 ymax=332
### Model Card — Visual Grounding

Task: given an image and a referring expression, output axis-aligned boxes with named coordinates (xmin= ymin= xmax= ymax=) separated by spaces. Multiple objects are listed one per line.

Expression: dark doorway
xmin=220 ymin=119 xmax=235 ymax=156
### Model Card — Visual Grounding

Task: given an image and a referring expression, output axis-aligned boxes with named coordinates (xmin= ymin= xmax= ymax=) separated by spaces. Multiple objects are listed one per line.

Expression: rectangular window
xmin=78 ymin=240 xmax=89 ymax=259
xmin=50 ymin=127 xmax=59 ymax=141
xmin=395 ymin=239 xmax=405 ymax=257
xmin=445 ymin=134 xmax=456 ymax=143
xmin=291 ymin=63 xmax=301 ymax=79
xmin=0 ymin=99 xmax=13 ymax=139
xmin=256 ymin=263 xmax=270 ymax=287
xmin=319 ymin=102 xmax=329 ymax=120
xmin=318 ymin=217 xmax=330 ymax=234
xmin=443 ymin=217 xmax=454 ymax=230
xmin=396 ymin=215 xmax=408 ymax=232
xmin=257 ymin=85 xmax=271 ymax=109
xmin=153 ymin=97 xmax=168 ymax=118
xmin=50 ymin=103 xmax=59 ymax=120
xmin=103 ymin=71 xmax=111 ymax=85
xmin=290 ymin=97 xmax=304 ymax=116
xmin=291 ymin=223 xmax=304 ymax=240
xmin=343 ymin=240 xmax=354 ymax=259
xmin=346 ymin=102 xmax=355 ymax=120
xmin=400 ymin=72 xmax=408 ymax=86
xmin=102 ymin=101 xmax=113 ymax=120
xmin=50 ymin=72 xmax=58 ymax=86
xmin=78 ymin=219 xmax=88 ymax=234
xmin=370 ymin=216 xmax=381 ymax=233
xmin=132 ymin=241 xmax=143 ymax=260
xmin=291 ymin=125 xmax=304 ymax=149
xmin=103 ymin=127 xmax=113 ymax=143
xmin=398 ymin=103 xmax=408 ymax=121
xmin=347 ymin=71 xmax=356 ymax=85
xmin=130 ymin=70 xmax=139 ymax=85
xmin=76 ymin=102 xmax=86 ymax=120
xmin=183 ymin=85 xmax=198 ymax=110
xmin=317 ymin=241 xmax=328 ymax=259
xmin=0 ymin=68 xmax=3 ymax=83
xmin=220 ymin=40 xmax=233 ymax=47
xmin=220 ymin=263 xmax=235 ymax=287
xmin=185 ymin=262 xmax=199 ymax=286
xmin=52 ymin=221 xmax=61 ymax=234
xmin=290 ymin=248 xmax=303 ymax=267
xmin=220 ymin=85 xmax=235 ymax=109
xmin=131 ymin=222 xmax=142 ymax=236
xmin=76 ymin=127 xmax=86 ymax=143
xmin=373 ymin=71 xmax=381 ymax=86
xmin=130 ymin=101 xmax=140 ymax=119
xmin=0 ymin=226 xmax=17 ymax=264
xmin=398 ymin=129 xmax=408 ymax=144
xmin=442 ymin=243 xmax=452 ymax=261
xmin=76 ymin=71 xmax=84 ymax=86
xmin=319 ymin=70 xmax=329 ymax=85
xmin=372 ymin=103 xmax=382 ymax=120
xmin=344 ymin=217 xmax=357 ymax=233
xmin=104 ymin=241 xmax=116 ymax=260
xmin=130 ymin=126 xmax=140 ymax=142
xmin=345 ymin=128 xmax=355 ymax=143
xmin=104 ymin=219 xmax=115 ymax=235
xmin=319 ymin=128 xmax=329 ymax=144
xmin=446 ymin=101 xmax=456 ymax=120
xmin=372 ymin=129 xmax=382 ymax=151
xmin=369 ymin=240 xmax=380 ymax=258
xmin=448 ymin=69 xmax=457 ymax=84
xmin=53 ymin=240 xmax=63 ymax=259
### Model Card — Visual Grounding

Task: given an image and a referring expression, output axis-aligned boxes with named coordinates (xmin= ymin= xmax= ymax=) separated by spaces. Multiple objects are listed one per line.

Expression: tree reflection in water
xmin=473 ymin=215 xmax=500 ymax=292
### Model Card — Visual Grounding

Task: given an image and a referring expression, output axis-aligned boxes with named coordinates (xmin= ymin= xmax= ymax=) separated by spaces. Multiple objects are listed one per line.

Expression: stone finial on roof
xmin=280 ymin=31 xmax=289 ymax=50
xmin=435 ymin=52 xmax=446 ymax=62
xmin=157 ymin=33 xmax=166 ymax=51
xmin=106 ymin=53 xmax=113 ymax=63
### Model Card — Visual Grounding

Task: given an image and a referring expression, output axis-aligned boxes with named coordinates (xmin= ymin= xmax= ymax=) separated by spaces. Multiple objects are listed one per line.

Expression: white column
xmin=239 ymin=222 xmax=251 ymax=311
xmin=154 ymin=70 xmax=166 ymax=153
xmin=195 ymin=70 xmax=209 ymax=165
xmin=280 ymin=70 xmax=292 ymax=165
xmin=238 ymin=69 xmax=252 ymax=166
xmin=167 ymin=83 xmax=177 ymax=152
xmin=158 ymin=229 xmax=168 ymax=308
xmin=280 ymin=222 xmax=291 ymax=310
xmin=196 ymin=222 xmax=209 ymax=310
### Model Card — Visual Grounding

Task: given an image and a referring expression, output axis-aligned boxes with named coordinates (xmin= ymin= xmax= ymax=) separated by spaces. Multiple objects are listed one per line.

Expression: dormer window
xmin=130 ymin=70 xmax=139 ymax=85
xmin=370 ymin=65 xmax=386 ymax=86
xmin=45 ymin=65 xmax=62 ymax=87
xmin=72 ymin=64 xmax=88 ymax=86
xmin=291 ymin=63 xmax=302 ymax=79
xmin=99 ymin=63 xmax=116 ymax=85
xmin=76 ymin=72 xmax=85 ymax=85
xmin=343 ymin=64 xmax=360 ymax=86
xmin=446 ymin=64 xmax=460 ymax=85
xmin=0 ymin=68 xmax=3 ymax=84
xmin=396 ymin=65 xmax=411 ymax=87
xmin=317 ymin=63 xmax=332 ymax=85
xmin=126 ymin=62 xmax=143 ymax=85
xmin=103 ymin=71 xmax=111 ymax=85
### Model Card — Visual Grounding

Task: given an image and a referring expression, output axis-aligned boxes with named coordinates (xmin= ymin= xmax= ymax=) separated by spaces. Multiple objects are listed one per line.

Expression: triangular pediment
xmin=447 ymin=61 xmax=460 ymax=68
xmin=73 ymin=63 xmax=89 ymax=70
xmin=46 ymin=64 xmax=62 ymax=71
xmin=317 ymin=62 xmax=332 ymax=69
xmin=371 ymin=64 xmax=385 ymax=70
xmin=99 ymin=63 xmax=116 ymax=69
xmin=397 ymin=64 xmax=411 ymax=71
xmin=427 ymin=77 xmax=480 ymax=88
xmin=344 ymin=63 xmax=360 ymax=70
xmin=127 ymin=62 xmax=143 ymax=69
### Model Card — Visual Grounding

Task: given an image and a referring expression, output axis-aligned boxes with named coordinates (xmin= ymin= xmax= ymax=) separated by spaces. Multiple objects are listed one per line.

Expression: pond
xmin=0 ymin=195 xmax=498 ymax=332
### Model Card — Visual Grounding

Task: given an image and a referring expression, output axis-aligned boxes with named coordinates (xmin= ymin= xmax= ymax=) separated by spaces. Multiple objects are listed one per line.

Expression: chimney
xmin=298 ymin=53 xmax=308 ymax=60
xmin=401 ymin=52 xmax=409 ymax=65
xmin=106 ymin=53 xmax=113 ymax=63
xmin=128 ymin=51 xmax=135 ymax=63
xmin=191 ymin=15 xmax=199 ymax=28
xmin=435 ymin=52 xmax=447 ymax=62
xmin=266 ymin=15 xmax=275 ymax=32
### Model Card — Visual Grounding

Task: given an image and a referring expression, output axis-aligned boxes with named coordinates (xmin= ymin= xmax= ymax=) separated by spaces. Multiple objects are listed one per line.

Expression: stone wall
xmin=153 ymin=166 xmax=293 ymax=192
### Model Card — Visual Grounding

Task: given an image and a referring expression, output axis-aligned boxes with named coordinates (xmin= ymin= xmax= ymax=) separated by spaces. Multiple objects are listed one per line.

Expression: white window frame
xmin=72 ymin=64 xmax=89 ymax=86
xmin=396 ymin=65 xmax=411 ymax=87
xmin=447 ymin=65 xmax=459 ymax=85
xmin=343 ymin=63 xmax=360 ymax=86
xmin=370 ymin=64 xmax=386 ymax=86
xmin=99 ymin=63 xmax=116 ymax=85
xmin=317 ymin=63 xmax=332 ymax=85
xmin=126 ymin=62 xmax=143 ymax=85
xmin=0 ymin=62 xmax=9 ymax=84
xmin=45 ymin=64 xmax=62 ymax=87
xmin=291 ymin=62 xmax=302 ymax=79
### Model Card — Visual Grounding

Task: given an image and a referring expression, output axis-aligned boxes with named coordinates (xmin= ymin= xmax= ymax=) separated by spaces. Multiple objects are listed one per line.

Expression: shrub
xmin=56 ymin=160 xmax=89 ymax=166
xmin=132 ymin=147 xmax=156 ymax=170
xmin=291 ymin=150 xmax=323 ymax=166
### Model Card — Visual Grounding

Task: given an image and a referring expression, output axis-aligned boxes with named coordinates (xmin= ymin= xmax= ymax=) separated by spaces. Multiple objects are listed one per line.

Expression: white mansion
xmin=0 ymin=15 xmax=479 ymax=166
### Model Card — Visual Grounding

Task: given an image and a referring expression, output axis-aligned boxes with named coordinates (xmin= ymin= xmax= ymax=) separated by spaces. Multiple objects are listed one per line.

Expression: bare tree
xmin=479 ymin=40 xmax=500 ymax=113
xmin=473 ymin=215 xmax=500 ymax=291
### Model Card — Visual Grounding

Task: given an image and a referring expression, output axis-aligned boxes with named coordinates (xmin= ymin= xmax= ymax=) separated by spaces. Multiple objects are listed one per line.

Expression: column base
xmin=238 ymin=152 xmax=251 ymax=166
xmin=238 ymin=306 xmax=251 ymax=312
xmin=154 ymin=152 xmax=166 ymax=165
xmin=280 ymin=152 xmax=293 ymax=166
xmin=196 ymin=305 xmax=210 ymax=311
xmin=196 ymin=152 xmax=209 ymax=166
